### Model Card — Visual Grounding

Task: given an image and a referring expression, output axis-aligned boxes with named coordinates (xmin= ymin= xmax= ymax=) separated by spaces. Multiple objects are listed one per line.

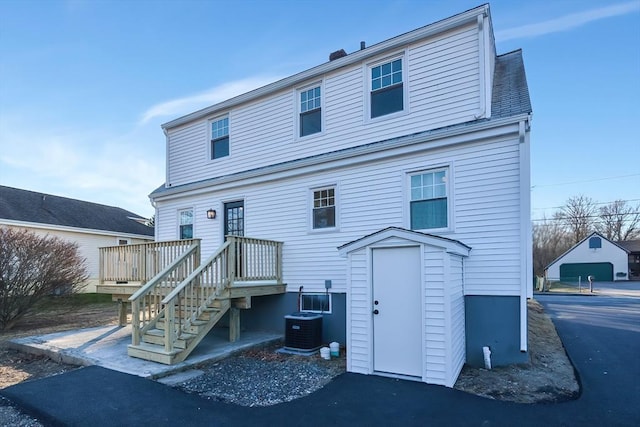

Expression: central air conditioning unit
xmin=284 ymin=312 xmax=323 ymax=352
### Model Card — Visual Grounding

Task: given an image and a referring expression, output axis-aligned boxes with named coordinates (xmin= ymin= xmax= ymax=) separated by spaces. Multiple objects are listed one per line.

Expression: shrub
xmin=0 ymin=227 xmax=88 ymax=330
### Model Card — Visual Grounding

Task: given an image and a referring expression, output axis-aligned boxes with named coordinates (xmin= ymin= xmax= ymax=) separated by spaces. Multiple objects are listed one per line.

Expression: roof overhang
xmin=338 ymin=227 xmax=471 ymax=257
xmin=151 ymin=113 xmax=530 ymax=202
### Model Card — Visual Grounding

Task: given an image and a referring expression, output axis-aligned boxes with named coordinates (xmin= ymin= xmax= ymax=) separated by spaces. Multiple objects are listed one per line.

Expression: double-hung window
xmin=410 ymin=169 xmax=448 ymax=230
xmin=300 ymin=86 xmax=321 ymax=137
xmin=179 ymin=209 xmax=194 ymax=239
xmin=370 ymin=57 xmax=404 ymax=118
xmin=210 ymin=116 xmax=229 ymax=159
xmin=312 ymin=187 xmax=335 ymax=229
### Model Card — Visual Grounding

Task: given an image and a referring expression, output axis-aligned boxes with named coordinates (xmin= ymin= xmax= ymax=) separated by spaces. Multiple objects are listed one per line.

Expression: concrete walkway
xmin=7 ymin=325 xmax=281 ymax=379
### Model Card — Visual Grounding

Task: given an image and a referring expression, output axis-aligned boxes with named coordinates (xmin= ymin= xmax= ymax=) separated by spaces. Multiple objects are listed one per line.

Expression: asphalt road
xmin=537 ymin=294 xmax=640 ymax=425
xmin=2 ymin=294 xmax=639 ymax=426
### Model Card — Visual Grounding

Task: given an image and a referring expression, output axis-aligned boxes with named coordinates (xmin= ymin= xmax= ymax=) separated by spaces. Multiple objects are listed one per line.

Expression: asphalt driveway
xmin=2 ymin=294 xmax=639 ymax=426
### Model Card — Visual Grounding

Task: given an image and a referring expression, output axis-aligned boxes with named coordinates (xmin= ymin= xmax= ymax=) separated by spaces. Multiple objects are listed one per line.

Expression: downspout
xmin=163 ymin=127 xmax=170 ymax=188
xmin=474 ymin=13 xmax=486 ymax=120
xmin=518 ymin=117 xmax=532 ymax=352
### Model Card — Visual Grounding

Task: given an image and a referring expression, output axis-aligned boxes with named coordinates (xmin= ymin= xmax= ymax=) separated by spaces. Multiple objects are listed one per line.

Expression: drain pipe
xmin=483 ymin=346 xmax=492 ymax=370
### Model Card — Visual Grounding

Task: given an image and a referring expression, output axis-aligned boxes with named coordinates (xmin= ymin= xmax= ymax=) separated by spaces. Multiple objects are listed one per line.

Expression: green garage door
xmin=560 ymin=263 xmax=613 ymax=281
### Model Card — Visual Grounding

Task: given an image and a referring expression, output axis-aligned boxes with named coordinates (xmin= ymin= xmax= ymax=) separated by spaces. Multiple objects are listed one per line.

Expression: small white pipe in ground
xmin=483 ymin=346 xmax=492 ymax=370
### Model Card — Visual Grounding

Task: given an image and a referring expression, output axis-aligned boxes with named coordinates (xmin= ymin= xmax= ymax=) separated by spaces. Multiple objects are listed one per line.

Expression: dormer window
xmin=210 ymin=116 xmax=229 ymax=159
xmin=299 ymin=85 xmax=322 ymax=137
xmin=370 ymin=57 xmax=404 ymax=118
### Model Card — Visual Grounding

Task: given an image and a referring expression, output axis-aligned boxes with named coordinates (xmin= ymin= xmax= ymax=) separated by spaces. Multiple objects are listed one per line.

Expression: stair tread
xmin=128 ymin=342 xmax=181 ymax=356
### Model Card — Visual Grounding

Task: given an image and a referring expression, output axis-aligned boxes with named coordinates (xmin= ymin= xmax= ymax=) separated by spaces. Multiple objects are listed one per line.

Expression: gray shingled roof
xmin=0 ymin=185 xmax=154 ymax=237
xmin=618 ymin=240 xmax=640 ymax=253
xmin=492 ymin=49 xmax=532 ymax=119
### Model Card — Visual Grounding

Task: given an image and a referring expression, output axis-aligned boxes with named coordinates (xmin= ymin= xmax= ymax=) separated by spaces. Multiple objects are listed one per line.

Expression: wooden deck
xmin=97 ymin=237 xmax=285 ymax=364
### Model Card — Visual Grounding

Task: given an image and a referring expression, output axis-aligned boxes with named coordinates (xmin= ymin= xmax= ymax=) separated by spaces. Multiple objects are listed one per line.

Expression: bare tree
xmin=597 ymin=200 xmax=640 ymax=241
xmin=557 ymin=195 xmax=598 ymax=244
xmin=0 ymin=227 xmax=88 ymax=330
xmin=533 ymin=217 xmax=571 ymax=277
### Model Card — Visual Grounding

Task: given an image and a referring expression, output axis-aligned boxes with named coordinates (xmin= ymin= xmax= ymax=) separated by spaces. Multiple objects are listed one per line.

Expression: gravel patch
xmin=0 ymin=397 xmax=43 ymax=427
xmin=174 ymin=343 xmax=346 ymax=407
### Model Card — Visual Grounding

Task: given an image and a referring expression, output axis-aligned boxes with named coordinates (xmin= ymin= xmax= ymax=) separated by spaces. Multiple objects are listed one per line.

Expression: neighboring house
xmin=545 ymin=232 xmax=630 ymax=282
xmin=0 ymin=185 xmax=154 ymax=292
xmin=150 ymin=4 xmax=532 ymax=387
xmin=616 ymin=239 xmax=640 ymax=280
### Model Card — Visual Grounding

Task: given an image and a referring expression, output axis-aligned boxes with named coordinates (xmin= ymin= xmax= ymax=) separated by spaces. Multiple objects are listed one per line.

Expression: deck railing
xmin=99 ymin=239 xmax=200 ymax=284
xmin=128 ymin=236 xmax=283 ymax=350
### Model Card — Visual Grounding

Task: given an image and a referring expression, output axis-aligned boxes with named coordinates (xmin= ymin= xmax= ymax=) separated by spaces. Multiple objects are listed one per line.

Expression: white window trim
xmin=177 ymin=207 xmax=195 ymax=240
xmin=294 ymin=80 xmax=325 ymax=141
xmin=208 ymin=114 xmax=231 ymax=161
xmin=364 ymin=51 xmax=409 ymax=123
xmin=300 ymin=292 xmax=332 ymax=314
xmin=405 ymin=164 xmax=454 ymax=233
xmin=308 ymin=184 xmax=339 ymax=233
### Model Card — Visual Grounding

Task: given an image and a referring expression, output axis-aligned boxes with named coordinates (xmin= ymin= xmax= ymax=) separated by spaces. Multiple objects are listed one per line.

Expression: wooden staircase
xmin=128 ymin=298 xmax=231 ymax=364
xmin=125 ymin=236 xmax=283 ymax=364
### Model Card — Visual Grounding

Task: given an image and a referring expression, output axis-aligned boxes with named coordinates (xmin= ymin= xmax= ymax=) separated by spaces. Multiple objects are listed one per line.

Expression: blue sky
xmin=1 ymin=0 xmax=638 ymax=220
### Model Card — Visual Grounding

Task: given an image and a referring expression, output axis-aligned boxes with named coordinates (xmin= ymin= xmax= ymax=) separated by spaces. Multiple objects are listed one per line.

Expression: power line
xmin=532 ymin=198 xmax=640 ymax=211
xmin=531 ymin=173 xmax=640 ymax=189
xmin=532 ymin=212 xmax=640 ymax=223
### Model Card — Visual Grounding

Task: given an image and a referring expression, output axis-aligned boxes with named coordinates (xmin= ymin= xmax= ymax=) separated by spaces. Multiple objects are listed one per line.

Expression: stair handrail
xmin=162 ymin=240 xmax=231 ymax=304
xmin=161 ymin=240 xmax=232 ymax=352
xmin=129 ymin=242 xmax=200 ymax=345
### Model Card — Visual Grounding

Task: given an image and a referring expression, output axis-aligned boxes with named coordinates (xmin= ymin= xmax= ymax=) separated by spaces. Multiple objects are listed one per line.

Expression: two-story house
xmin=149 ymin=4 xmax=532 ymax=387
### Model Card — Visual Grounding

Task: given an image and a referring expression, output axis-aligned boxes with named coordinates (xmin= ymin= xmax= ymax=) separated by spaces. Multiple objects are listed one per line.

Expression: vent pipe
xmin=360 ymin=41 xmax=366 ymax=50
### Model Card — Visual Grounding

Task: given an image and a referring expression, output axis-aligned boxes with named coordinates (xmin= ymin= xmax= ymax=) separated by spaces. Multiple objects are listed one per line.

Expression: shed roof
xmin=0 ymin=185 xmax=154 ymax=237
xmin=338 ymin=227 xmax=471 ymax=257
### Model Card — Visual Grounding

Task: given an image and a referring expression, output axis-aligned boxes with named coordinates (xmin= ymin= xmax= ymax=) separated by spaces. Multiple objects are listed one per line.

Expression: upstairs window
xmin=312 ymin=187 xmax=336 ymax=229
xmin=179 ymin=209 xmax=193 ymax=239
xmin=410 ymin=169 xmax=448 ymax=230
xmin=370 ymin=58 xmax=403 ymax=118
xmin=211 ymin=117 xmax=229 ymax=159
xmin=300 ymin=86 xmax=322 ymax=137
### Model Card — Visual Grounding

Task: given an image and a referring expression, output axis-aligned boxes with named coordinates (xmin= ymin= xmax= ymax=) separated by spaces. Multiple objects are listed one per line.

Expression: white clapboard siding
xmin=157 ymin=131 xmax=522 ymax=296
xmin=424 ymin=246 xmax=447 ymax=384
xmin=448 ymin=254 xmax=466 ymax=386
xmin=347 ymin=248 xmax=370 ymax=374
xmin=165 ymin=24 xmax=482 ymax=188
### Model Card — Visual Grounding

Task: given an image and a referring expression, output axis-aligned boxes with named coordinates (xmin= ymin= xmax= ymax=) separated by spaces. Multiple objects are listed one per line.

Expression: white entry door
xmin=372 ymin=246 xmax=422 ymax=377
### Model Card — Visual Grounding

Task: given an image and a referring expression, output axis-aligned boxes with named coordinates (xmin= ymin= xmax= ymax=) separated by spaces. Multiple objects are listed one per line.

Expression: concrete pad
xmin=8 ymin=326 xmax=282 ymax=379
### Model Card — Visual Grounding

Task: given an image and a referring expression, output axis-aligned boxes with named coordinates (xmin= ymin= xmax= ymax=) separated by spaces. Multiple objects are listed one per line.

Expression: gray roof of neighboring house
xmin=150 ymin=49 xmax=531 ymax=200
xmin=617 ymin=239 xmax=640 ymax=253
xmin=0 ymin=185 xmax=154 ymax=237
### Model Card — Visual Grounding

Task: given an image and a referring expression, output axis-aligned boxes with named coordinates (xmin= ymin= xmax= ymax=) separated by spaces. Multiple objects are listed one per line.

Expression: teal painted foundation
xmin=465 ymin=295 xmax=528 ymax=367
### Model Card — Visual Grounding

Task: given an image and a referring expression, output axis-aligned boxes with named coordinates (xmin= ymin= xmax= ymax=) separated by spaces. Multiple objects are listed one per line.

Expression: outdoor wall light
xmin=206 ymin=209 xmax=217 ymax=219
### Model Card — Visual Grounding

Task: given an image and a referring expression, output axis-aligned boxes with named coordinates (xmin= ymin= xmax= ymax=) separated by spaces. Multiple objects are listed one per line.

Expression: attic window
xmin=370 ymin=57 xmax=404 ymax=118
xmin=210 ymin=116 xmax=229 ymax=159
xmin=589 ymin=237 xmax=602 ymax=249
xmin=299 ymin=86 xmax=322 ymax=137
